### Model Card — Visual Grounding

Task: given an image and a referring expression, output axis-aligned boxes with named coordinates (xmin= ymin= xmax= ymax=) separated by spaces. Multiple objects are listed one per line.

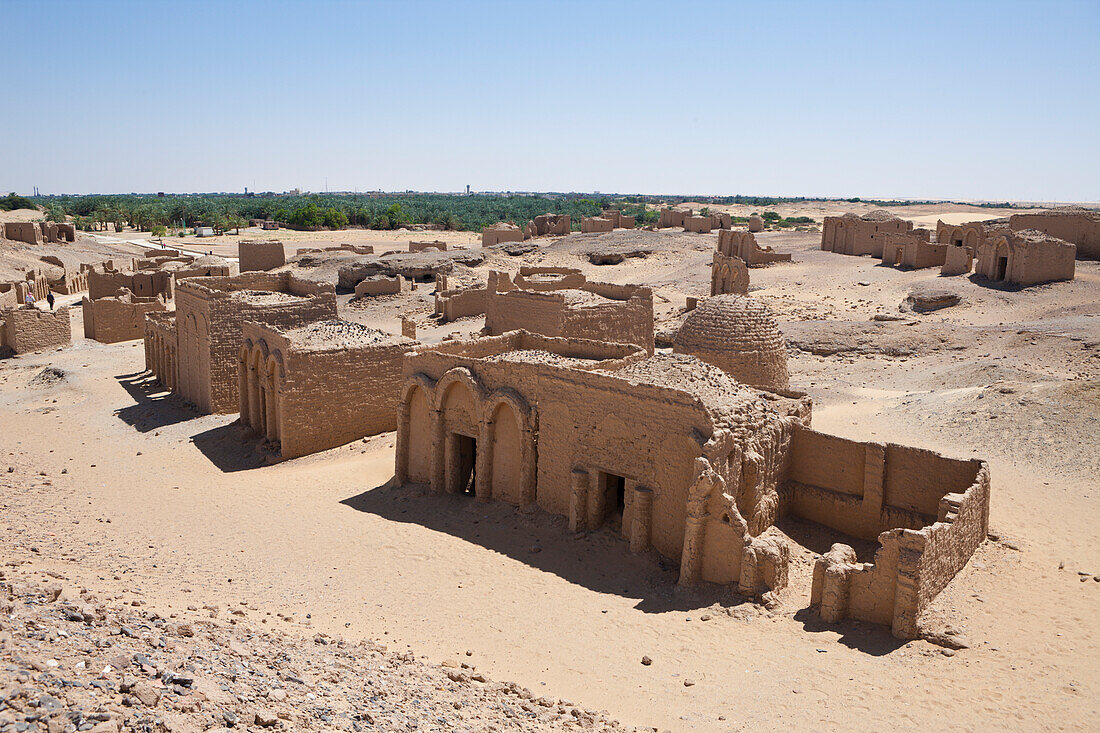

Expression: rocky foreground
xmin=0 ymin=563 xmax=637 ymax=733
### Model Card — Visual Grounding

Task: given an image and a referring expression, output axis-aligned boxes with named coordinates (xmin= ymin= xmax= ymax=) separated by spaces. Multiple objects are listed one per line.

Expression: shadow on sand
xmin=191 ymin=421 xmax=271 ymax=473
xmin=342 ymin=478 xmax=755 ymax=615
xmin=114 ymin=371 xmax=197 ymax=432
xmin=792 ymin=608 xmax=909 ymax=656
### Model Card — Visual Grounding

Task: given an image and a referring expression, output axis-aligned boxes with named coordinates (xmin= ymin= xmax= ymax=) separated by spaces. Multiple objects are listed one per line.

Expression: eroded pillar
xmin=568 ymin=468 xmax=589 ymax=532
xmin=629 ymin=486 xmax=653 ymax=553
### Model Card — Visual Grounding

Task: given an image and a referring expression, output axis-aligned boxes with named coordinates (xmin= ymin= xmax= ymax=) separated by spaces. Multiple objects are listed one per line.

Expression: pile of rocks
xmin=0 ymin=564 xmax=635 ymax=732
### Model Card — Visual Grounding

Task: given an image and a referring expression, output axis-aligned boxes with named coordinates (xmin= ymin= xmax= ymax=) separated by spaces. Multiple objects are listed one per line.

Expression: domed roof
xmin=672 ymin=295 xmax=789 ymax=391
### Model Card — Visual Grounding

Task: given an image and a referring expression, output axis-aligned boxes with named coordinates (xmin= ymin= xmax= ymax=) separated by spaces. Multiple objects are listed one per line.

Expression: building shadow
xmin=340 ymin=479 xmax=755 ymax=614
xmin=792 ymin=608 xmax=909 ymax=656
xmin=190 ymin=421 xmax=271 ymax=473
xmin=113 ymin=371 xmax=198 ymax=432
xmin=967 ymin=273 xmax=1025 ymax=291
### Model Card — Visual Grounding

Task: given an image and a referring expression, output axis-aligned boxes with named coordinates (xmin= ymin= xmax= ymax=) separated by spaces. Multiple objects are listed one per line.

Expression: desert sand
xmin=1 ymin=211 xmax=1098 ymax=732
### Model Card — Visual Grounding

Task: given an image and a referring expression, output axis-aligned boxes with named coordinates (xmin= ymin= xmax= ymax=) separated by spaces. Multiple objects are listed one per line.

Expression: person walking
xmin=46 ymin=291 xmax=55 ymax=310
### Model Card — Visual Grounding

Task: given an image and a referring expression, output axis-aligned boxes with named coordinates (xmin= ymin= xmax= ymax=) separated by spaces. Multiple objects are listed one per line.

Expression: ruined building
xmin=83 ymin=289 xmax=167 ymax=344
xmin=711 ymin=239 xmax=750 ymax=296
xmin=173 ymin=255 xmax=235 ymax=280
xmin=1009 ymin=207 xmax=1100 ymax=259
xmin=821 ymin=211 xmax=913 ymax=257
xmin=395 ymin=329 xmax=990 ymax=638
xmin=239 ymin=320 xmax=419 ymax=458
xmin=163 ymin=272 xmax=338 ymax=414
xmin=2 ymin=221 xmax=76 ymax=245
xmin=718 ymin=230 xmax=791 ymax=267
xmin=144 ymin=312 xmax=178 ymax=391
xmin=481 ymin=222 xmax=524 ymax=247
xmin=581 ymin=217 xmax=614 ymax=233
xmin=0 ymin=306 xmax=71 ymax=355
xmin=239 ymin=241 xmax=287 ymax=272
xmin=483 ymin=273 xmax=654 ymax=353
xmin=531 ymin=214 xmax=571 ymax=236
xmin=88 ymin=267 xmax=174 ymax=301
xmin=658 ymin=208 xmax=691 ymax=228
xmin=974 ymin=229 xmax=1076 ymax=286
xmin=684 ymin=215 xmax=713 ymax=234
xmin=880 ymin=230 xmax=946 ymax=269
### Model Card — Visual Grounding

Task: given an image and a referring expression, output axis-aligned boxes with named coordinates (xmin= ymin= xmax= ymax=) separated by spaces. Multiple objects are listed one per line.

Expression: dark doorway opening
xmin=996 ymin=256 xmax=1008 ymax=281
xmin=453 ymin=434 xmax=477 ymax=496
xmin=599 ymin=471 xmax=627 ymax=531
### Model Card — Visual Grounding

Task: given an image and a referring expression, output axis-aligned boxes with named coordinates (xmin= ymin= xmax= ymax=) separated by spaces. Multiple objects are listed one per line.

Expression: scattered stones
xmin=0 ymin=564 xmax=631 ymax=732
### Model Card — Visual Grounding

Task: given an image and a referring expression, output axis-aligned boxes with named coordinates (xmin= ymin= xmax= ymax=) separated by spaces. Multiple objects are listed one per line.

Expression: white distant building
xmin=195 ymin=226 xmax=214 ymax=237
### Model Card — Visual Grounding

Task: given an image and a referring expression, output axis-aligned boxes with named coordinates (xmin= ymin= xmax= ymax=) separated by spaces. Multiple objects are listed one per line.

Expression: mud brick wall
xmin=1 ymin=306 xmax=71 ymax=354
xmin=239 ymin=241 xmax=286 ymax=272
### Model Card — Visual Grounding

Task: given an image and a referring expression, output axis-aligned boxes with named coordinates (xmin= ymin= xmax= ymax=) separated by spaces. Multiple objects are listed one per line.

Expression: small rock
xmin=254 ymin=711 xmax=278 ymax=727
xmin=131 ymin=680 xmax=162 ymax=707
xmin=641 ymin=656 xmax=652 ymax=666
xmin=684 ymin=679 xmax=695 ymax=687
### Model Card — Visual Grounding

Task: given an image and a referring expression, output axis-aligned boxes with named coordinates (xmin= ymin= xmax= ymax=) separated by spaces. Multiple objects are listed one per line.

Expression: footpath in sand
xmin=1 ymin=228 xmax=1098 ymax=732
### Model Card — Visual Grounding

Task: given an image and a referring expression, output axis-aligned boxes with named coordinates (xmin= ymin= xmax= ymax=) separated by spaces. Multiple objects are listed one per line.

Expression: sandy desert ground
xmin=1 ymin=208 xmax=1098 ymax=732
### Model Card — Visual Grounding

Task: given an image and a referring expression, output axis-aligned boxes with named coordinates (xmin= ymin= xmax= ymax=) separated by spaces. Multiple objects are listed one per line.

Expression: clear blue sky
xmin=4 ymin=0 xmax=1097 ymax=201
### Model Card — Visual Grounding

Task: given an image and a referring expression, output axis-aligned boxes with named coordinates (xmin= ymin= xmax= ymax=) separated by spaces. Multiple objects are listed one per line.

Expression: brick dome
xmin=672 ymin=294 xmax=789 ymax=391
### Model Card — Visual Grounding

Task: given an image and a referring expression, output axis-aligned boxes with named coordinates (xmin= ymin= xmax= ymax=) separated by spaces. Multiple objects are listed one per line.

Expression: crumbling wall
xmin=144 ymin=312 xmax=178 ymax=391
xmin=684 ymin=216 xmax=713 ymax=234
xmin=354 ymin=275 xmax=409 ymax=297
xmin=581 ymin=217 xmax=614 ymax=233
xmin=793 ymin=426 xmax=990 ymax=638
xmin=658 ymin=209 xmax=690 ymax=228
xmin=481 ymin=223 xmax=524 ymax=246
xmin=1 ymin=306 xmax=71 ymax=354
xmin=940 ymin=245 xmax=974 ymax=276
xmin=532 ymin=214 xmax=571 ymax=236
xmin=710 ymin=253 xmax=749 ymax=295
xmin=881 ymin=233 xmax=947 ymax=269
xmin=485 ymin=284 xmax=654 ymax=353
xmin=82 ymin=291 xmax=167 ymax=344
xmin=1010 ymin=210 xmax=1100 ymax=259
xmin=718 ymin=230 xmax=791 ymax=266
xmin=436 ymin=287 xmax=488 ymax=321
xmin=4 ymin=223 xmax=41 ymax=244
xmin=409 ymin=240 xmax=447 ymax=253
xmin=239 ymin=241 xmax=286 ymax=272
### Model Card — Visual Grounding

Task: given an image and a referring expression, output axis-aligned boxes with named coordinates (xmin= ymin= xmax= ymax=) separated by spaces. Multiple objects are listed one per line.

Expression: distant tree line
xmin=30 ymin=193 xmax=620 ymax=233
xmin=26 ymin=192 xmax=1026 ymax=234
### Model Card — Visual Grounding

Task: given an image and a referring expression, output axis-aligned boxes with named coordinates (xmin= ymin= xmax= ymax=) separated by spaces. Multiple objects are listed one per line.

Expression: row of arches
xmin=176 ymin=310 xmax=210 ymax=411
xmin=239 ymin=338 xmax=285 ymax=444
xmin=145 ymin=329 xmax=178 ymax=391
xmin=710 ymin=254 xmax=749 ymax=296
xmin=395 ymin=368 xmax=537 ymax=506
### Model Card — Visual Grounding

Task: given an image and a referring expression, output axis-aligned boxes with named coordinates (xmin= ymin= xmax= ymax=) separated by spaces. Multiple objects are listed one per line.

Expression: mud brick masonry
xmin=168 ymin=272 xmax=337 ymax=413
xmin=0 ymin=306 xmax=71 ymax=355
xmin=821 ymin=210 xmax=913 ymax=257
xmin=83 ymin=290 xmax=167 ymax=344
xmin=396 ymin=309 xmax=991 ymax=638
xmin=240 ymin=320 xmax=422 ymax=458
